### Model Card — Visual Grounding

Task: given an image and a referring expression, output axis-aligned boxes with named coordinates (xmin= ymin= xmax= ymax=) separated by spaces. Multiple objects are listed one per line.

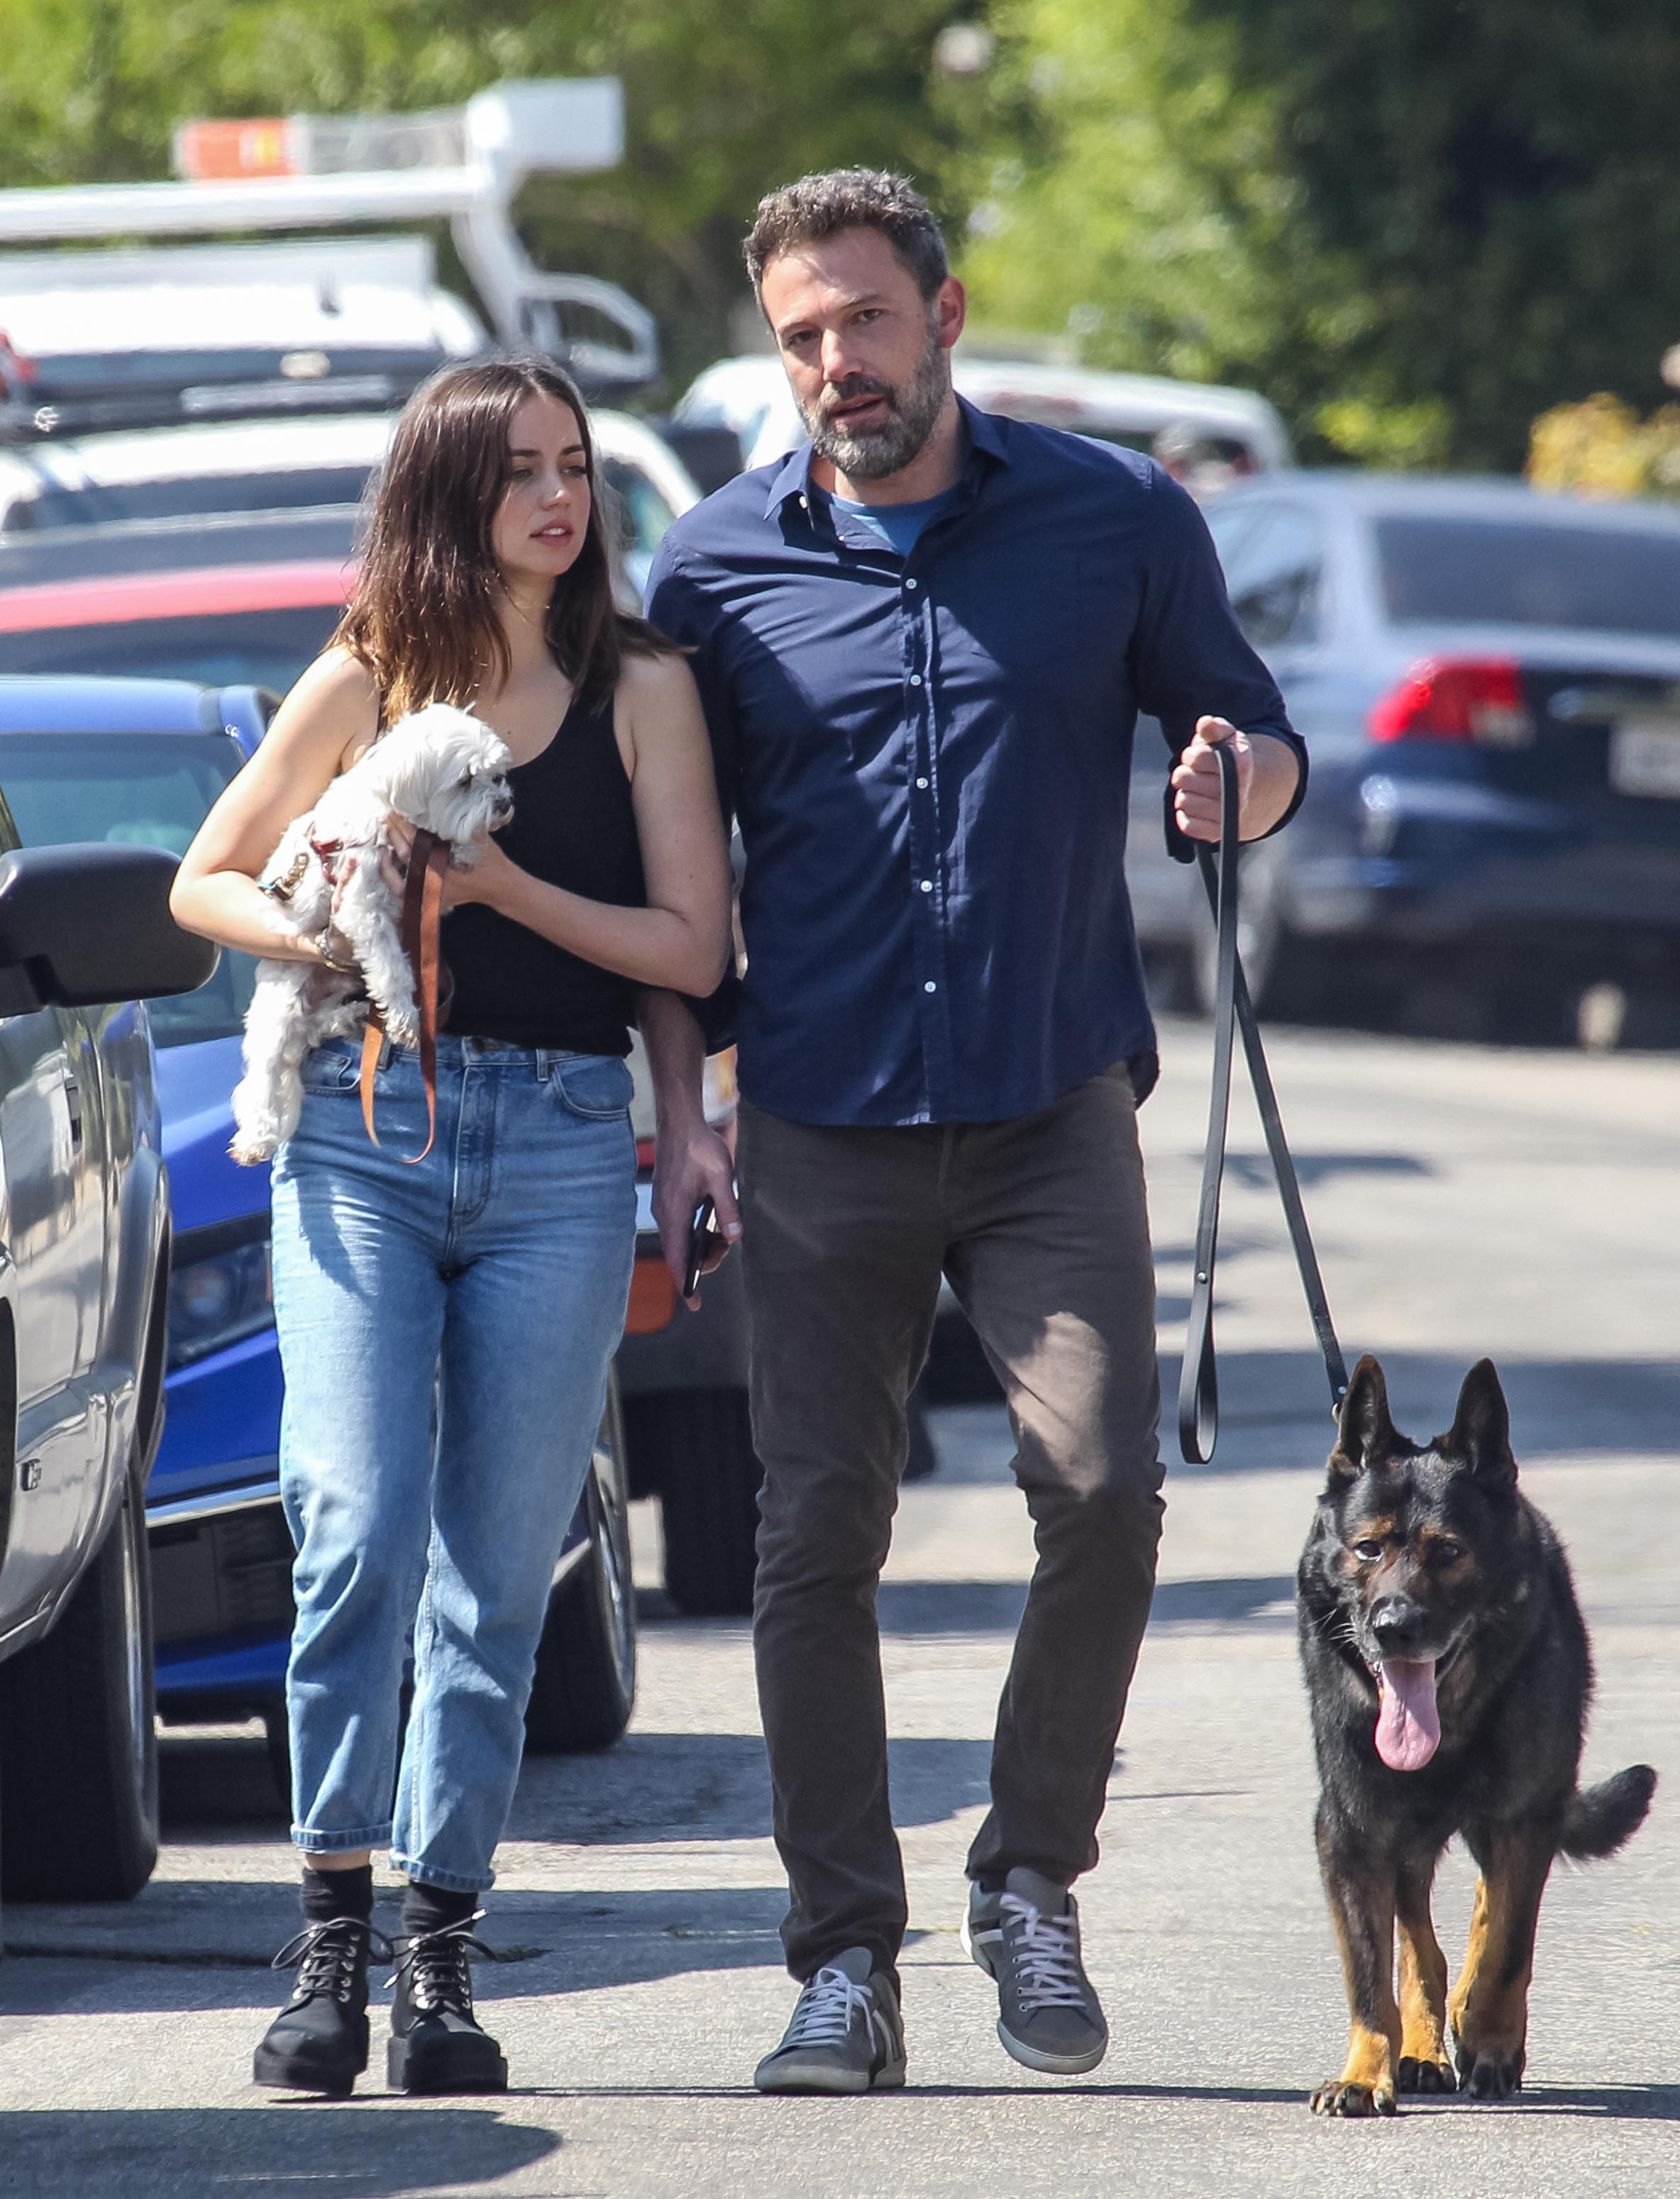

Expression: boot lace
xmin=1000 ymin=1894 xmax=1088 ymax=2011
xmin=271 ymin=1917 xmax=390 ymax=2006
xmin=783 ymin=1966 xmax=879 ymax=2051
xmin=392 ymin=1915 xmax=497 ymax=2017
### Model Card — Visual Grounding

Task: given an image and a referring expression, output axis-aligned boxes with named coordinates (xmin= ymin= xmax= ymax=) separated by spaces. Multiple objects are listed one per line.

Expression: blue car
xmin=0 ymin=675 xmax=638 ymax=1771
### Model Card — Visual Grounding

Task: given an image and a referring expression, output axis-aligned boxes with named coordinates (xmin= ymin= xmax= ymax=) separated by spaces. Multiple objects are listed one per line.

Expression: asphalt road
xmin=2 ymin=1017 xmax=1676 ymax=2198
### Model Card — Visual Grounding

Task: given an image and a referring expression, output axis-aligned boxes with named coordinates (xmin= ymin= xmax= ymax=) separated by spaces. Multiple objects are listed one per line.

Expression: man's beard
xmin=799 ymin=318 xmax=951 ymax=482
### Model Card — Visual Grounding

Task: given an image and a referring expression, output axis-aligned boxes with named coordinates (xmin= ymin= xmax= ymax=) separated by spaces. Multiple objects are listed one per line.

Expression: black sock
xmin=402 ymin=1880 xmax=477 ymax=1938
xmin=301 ymin=1863 xmax=373 ymax=1925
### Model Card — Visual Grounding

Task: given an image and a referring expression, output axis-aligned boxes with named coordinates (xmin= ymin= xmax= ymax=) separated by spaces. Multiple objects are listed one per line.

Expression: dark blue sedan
xmin=1127 ymin=477 xmax=1680 ymax=1042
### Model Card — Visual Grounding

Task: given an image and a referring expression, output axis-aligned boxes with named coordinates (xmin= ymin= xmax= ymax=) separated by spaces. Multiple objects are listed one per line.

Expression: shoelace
xmin=271 ymin=1917 xmax=392 ymax=2006
xmin=390 ymin=1915 xmax=497 ymax=2016
xmin=783 ymin=1965 xmax=876 ymax=2050
xmin=999 ymin=1895 xmax=1088 ymax=2011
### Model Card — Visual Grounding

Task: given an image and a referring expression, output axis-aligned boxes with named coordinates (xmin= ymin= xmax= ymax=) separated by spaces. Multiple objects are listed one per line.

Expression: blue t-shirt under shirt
xmin=828 ymin=484 xmax=962 ymax=559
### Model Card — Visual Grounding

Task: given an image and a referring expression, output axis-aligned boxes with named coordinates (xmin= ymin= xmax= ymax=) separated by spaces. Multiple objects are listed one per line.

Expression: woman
xmin=172 ymin=358 xmax=731 ymax=2098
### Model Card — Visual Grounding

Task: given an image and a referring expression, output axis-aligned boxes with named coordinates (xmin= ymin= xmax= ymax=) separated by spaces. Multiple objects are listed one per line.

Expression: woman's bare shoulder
xmin=290 ymin=644 xmax=380 ymax=715
xmin=614 ymin=643 xmax=697 ymax=710
xmin=265 ymin=646 xmax=382 ymax=766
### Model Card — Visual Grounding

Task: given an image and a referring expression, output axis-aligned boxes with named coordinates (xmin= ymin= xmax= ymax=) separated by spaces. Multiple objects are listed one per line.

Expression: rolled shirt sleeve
xmin=1127 ymin=470 xmax=1308 ymax=863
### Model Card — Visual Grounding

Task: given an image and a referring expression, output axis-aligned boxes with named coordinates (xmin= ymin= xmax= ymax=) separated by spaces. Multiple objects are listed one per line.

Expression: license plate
xmin=1609 ymin=716 xmax=1680 ymax=799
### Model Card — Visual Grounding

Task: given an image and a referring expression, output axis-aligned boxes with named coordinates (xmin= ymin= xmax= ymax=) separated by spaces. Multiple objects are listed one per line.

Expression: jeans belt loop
xmin=536 ymin=1049 xmax=553 ymax=1083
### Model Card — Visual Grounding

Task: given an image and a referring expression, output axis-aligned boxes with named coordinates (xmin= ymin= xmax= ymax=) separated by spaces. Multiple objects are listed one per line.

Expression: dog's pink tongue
xmin=1376 ymin=1658 xmax=1440 ymax=1771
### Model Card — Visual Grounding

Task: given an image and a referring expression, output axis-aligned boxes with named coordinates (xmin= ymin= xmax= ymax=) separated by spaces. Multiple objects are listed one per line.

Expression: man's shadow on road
xmin=0 ymin=2107 xmax=558 ymax=2196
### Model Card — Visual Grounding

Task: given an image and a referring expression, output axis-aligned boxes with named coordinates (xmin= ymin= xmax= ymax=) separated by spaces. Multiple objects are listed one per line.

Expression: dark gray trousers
xmin=738 ymin=1065 xmax=1166 ymax=1983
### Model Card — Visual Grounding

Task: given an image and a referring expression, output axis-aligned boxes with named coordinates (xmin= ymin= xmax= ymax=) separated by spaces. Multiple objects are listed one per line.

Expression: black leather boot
xmin=254 ymin=1915 xmax=392 ymax=2095
xmin=387 ymin=1915 xmax=508 ymax=2094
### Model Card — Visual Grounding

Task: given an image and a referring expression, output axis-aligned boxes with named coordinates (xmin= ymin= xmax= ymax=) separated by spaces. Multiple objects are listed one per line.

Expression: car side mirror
xmin=0 ymin=843 xmax=219 ymax=1014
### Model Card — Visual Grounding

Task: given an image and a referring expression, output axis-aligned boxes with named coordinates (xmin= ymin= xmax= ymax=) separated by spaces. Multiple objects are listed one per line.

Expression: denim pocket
xmin=551 ymin=1053 xmax=635 ymax=1121
xmin=299 ymin=1041 xmax=361 ymax=1095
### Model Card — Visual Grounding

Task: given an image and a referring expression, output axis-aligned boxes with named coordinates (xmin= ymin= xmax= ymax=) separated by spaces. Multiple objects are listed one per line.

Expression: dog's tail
xmin=1560 ymin=1765 xmax=1657 ymax=1859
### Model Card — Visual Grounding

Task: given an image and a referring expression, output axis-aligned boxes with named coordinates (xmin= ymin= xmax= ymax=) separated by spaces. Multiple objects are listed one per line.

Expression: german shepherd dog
xmin=1297 ymin=1354 xmax=1655 ymax=2117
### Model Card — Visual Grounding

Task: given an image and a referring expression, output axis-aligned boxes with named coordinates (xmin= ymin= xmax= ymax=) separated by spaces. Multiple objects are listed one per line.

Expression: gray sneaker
xmin=753 ymin=1946 xmax=907 ymax=2094
xmin=962 ymin=1868 xmax=1108 ymax=2075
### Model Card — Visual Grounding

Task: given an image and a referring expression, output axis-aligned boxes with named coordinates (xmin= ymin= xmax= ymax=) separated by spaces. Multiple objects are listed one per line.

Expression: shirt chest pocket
xmin=934 ymin=556 xmax=1115 ymax=673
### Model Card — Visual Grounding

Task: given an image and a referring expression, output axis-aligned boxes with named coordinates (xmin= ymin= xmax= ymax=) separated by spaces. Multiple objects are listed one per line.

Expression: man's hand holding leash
xmin=1172 ymin=715 xmax=1303 ymax=845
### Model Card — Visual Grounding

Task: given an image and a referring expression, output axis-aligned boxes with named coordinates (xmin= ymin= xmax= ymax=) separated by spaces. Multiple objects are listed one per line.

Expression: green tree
xmin=954 ymin=0 xmax=1680 ymax=472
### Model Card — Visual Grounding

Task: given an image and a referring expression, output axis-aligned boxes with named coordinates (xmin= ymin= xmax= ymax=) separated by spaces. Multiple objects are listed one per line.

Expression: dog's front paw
xmin=1310 ymin=2077 xmax=1397 ymax=2118
xmin=229 ymin=1132 xmax=277 ymax=1166
xmin=1454 ymin=2041 xmax=1524 ymax=2101
xmin=1396 ymin=2055 xmax=1456 ymax=2095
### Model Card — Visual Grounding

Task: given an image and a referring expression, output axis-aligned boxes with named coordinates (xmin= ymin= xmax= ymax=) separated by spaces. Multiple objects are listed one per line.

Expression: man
xmin=641 ymin=170 xmax=1305 ymax=2093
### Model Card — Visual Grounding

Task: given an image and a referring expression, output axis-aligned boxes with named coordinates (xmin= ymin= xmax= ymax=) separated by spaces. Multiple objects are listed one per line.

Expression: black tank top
xmin=442 ymin=689 xmax=644 ymax=1054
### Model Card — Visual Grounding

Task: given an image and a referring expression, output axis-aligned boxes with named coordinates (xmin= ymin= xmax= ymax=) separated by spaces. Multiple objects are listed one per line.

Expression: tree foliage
xmin=954 ymin=0 xmax=1680 ymax=471
xmin=5 ymin=2 xmax=1680 ymax=460
xmin=1528 ymin=394 xmax=1680 ymax=502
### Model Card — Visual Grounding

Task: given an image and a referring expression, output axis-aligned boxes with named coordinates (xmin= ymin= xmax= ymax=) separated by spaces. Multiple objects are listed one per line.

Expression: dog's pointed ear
xmin=1327 ymin=1354 xmax=1400 ymax=1485
xmin=1437 ymin=1358 xmax=1517 ymax=1489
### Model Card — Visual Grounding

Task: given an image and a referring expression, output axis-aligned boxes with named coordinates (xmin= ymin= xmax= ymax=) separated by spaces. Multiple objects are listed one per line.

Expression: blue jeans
xmin=270 ymin=1033 xmax=636 ymax=1892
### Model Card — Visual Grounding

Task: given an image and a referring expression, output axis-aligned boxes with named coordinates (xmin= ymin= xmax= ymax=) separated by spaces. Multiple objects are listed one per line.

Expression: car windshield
xmin=0 ymin=604 xmax=341 ymax=693
xmin=0 ymin=729 xmax=253 ymax=1048
xmin=1376 ymin=516 xmax=1680 ymax=638
xmin=7 ymin=473 xmax=372 ymax=532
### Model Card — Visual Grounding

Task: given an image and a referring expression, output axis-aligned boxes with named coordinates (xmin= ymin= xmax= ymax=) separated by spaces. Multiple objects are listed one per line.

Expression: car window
xmin=0 ymin=604 xmax=341 ymax=697
xmin=0 ymin=729 xmax=255 ymax=1046
xmin=602 ymin=456 xmax=677 ymax=600
xmin=1376 ymin=516 xmax=1680 ymax=638
xmin=1214 ymin=503 xmax=1323 ymax=650
xmin=6 ymin=473 xmax=370 ymax=533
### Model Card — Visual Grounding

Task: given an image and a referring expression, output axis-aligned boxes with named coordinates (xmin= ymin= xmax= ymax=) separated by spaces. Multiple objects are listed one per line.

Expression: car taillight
xmin=1368 ymin=657 xmax=1534 ymax=748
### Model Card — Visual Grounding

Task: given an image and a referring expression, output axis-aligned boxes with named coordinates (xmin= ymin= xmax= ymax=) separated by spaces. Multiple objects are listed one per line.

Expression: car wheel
xmin=524 ymin=1376 xmax=637 ymax=1754
xmin=0 ymin=1459 xmax=159 ymax=1901
xmin=626 ymin=1387 xmax=763 ymax=1619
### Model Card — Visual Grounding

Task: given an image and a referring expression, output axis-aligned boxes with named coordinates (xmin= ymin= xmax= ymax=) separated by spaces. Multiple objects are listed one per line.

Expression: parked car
xmin=670 ymin=352 xmax=1292 ymax=483
xmin=1124 ymin=475 xmax=1680 ymax=1038
xmin=0 ymin=406 xmax=702 ymax=604
xmin=0 ymin=235 xmax=484 ymax=444
xmin=0 ymin=694 xmax=216 ymax=1902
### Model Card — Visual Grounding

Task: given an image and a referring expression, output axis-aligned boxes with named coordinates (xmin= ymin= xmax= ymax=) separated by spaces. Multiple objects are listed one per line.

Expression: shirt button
xmin=915 ymin=776 xmax=929 ymax=789
xmin=919 ymin=879 xmax=933 ymax=892
xmin=910 ymin=673 xmax=924 ymax=687
xmin=924 ymin=980 xmax=937 ymax=993
xmin=905 ymin=577 xmax=918 ymax=590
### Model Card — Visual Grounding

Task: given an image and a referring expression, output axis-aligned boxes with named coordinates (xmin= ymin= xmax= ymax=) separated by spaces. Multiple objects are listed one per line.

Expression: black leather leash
xmin=1176 ymin=741 xmax=1349 ymax=1463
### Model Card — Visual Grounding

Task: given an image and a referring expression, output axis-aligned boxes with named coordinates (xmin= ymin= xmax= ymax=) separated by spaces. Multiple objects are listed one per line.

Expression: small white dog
xmin=230 ymin=702 xmax=514 ymax=1164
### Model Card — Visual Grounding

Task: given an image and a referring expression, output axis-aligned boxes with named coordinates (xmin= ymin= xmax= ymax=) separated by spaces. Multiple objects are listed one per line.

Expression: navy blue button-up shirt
xmin=647 ymin=399 xmax=1304 ymax=1127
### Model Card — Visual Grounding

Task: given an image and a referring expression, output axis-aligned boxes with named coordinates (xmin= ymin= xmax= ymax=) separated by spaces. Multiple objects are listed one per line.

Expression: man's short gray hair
xmin=744 ymin=170 xmax=949 ymax=301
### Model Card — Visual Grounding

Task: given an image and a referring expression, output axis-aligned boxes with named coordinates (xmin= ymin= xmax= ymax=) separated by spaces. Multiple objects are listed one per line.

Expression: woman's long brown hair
xmin=336 ymin=356 xmax=668 ymax=722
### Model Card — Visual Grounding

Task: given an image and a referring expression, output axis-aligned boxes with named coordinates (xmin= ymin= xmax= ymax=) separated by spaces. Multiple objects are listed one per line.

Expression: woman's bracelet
xmin=314 ymin=926 xmax=358 ymax=975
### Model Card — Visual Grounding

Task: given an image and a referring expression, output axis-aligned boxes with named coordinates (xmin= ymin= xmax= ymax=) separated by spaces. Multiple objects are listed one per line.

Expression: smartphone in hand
xmin=683 ymin=1196 xmax=717 ymax=1299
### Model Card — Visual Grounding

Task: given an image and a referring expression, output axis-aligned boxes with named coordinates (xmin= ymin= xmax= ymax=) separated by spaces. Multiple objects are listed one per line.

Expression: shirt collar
xmin=762 ymin=392 xmax=1011 ymax=520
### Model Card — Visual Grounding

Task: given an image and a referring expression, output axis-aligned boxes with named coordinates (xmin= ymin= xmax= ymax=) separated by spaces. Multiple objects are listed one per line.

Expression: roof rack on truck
xmin=0 ymin=79 xmax=656 ymax=442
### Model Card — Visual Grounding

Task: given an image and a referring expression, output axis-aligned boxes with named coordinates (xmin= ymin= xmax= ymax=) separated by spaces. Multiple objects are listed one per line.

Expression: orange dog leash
xmin=359 ymin=827 xmax=451 ymax=1163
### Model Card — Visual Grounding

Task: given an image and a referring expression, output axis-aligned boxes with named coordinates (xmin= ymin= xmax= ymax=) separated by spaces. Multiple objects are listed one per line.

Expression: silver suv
xmin=0 ymin=792 xmax=214 ymax=1904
